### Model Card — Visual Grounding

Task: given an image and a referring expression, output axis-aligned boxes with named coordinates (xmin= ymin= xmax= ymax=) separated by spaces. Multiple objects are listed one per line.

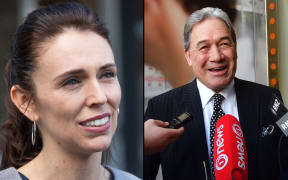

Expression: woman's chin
xmin=85 ymin=136 xmax=112 ymax=153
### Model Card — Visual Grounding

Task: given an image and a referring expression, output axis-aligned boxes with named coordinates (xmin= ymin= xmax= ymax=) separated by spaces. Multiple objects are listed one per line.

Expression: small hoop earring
xmin=32 ymin=121 xmax=36 ymax=146
xmin=117 ymin=108 xmax=120 ymax=114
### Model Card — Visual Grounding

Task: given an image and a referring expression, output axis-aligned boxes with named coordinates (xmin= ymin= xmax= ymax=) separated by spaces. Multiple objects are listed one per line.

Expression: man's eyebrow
xmin=196 ymin=40 xmax=208 ymax=47
xmin=196 ymin=36 xmax=233 ymax=47
xmin=219 ymin=36 xmax=232 ymax=42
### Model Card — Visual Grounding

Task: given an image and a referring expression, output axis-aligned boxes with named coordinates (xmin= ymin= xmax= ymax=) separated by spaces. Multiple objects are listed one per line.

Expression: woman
xmin=0 ymin=2 xmax=139 ymax=180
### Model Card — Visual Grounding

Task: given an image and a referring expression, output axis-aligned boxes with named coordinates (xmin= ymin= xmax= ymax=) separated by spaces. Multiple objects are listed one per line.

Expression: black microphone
xmin=269 ymin=94 xmax=288 ymax=137
xmin=167 ymin=112 xmax=193 ymax=129
xmin=269 ymin=94 xmax=288 ymax=176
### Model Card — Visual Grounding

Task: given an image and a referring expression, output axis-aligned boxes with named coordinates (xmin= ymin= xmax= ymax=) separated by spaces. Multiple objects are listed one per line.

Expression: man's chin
xmin=207 ymin=79 xmax=232 ymax=92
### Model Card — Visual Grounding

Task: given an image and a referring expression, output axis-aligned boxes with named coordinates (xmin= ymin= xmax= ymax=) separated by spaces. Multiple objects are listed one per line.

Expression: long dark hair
xmin=1 ymin=2 xmax=111 ymax=169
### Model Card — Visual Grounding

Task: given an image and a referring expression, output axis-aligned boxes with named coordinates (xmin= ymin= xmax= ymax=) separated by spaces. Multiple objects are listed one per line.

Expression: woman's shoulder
xmin=105 ymin=165 xmax=141 ymax=180
xmin=0 ymin=166 xmax=141 ymax=180
xmin=0 ymin=167 xmax=22 ymax=180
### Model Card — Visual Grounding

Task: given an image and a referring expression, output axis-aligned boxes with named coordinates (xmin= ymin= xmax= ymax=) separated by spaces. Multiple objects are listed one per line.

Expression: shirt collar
xmin=197 ymin=79 xmax=236 ymax=109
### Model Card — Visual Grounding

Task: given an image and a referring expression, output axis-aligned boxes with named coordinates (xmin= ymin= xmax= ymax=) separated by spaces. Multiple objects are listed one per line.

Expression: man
xmin=144 ymin=0 xmax=236 ymax=88
xmin=144 ymin=7 xmax=287 ymax=180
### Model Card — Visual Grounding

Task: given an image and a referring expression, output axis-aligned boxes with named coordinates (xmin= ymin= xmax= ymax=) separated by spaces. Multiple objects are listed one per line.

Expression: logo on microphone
xmin=215 ymin=124 xmax=228 ymax=170
xmin=232 ymin=124 xmax=243 ymax=137
xmin=233 ymin=123 xmax=246 ymax=170
xmin=216 ymin=154 xmax=228 ymax=170
xmin=272 ymin=98 xmax=280 ymax=115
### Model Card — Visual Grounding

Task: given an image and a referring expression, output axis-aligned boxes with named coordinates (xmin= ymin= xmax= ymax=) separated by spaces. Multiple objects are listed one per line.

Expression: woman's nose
xmin=85 ymin=81 xmax=107 ymax=107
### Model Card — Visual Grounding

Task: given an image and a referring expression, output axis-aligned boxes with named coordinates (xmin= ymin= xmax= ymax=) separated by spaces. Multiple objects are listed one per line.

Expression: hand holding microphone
xmin=213 ymin=114 xmax=248 ymax=180
xmin=144 ymin=119 xmax=184 ymax=155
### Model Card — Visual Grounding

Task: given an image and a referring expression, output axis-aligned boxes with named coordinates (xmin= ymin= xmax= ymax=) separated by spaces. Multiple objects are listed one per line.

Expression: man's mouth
xmin=208 ymin=66 xmax=227 ymax=72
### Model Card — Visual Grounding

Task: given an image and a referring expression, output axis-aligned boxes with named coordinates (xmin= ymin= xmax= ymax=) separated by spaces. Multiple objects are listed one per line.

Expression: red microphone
xmin=213 ymin=114 xmax=248 ymax=180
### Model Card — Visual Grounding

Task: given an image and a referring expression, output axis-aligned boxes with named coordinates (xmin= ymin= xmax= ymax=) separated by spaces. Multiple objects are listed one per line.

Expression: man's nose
xmin=209 ymin=45 xmax=222 ymax=62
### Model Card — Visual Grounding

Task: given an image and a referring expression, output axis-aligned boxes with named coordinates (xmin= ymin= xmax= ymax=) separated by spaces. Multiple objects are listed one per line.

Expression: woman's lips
xmin=79 ymin=113 xmax=111 ymax=133
xmin=80 ymin=121 xmax=111 ymax=133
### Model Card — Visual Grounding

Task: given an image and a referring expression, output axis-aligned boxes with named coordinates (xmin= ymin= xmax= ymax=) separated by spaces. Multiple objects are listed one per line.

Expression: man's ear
xmin=184 ymin=49 xmax=193 ymax=66
xmin=10 ymin=85 xmax=39 ymax=122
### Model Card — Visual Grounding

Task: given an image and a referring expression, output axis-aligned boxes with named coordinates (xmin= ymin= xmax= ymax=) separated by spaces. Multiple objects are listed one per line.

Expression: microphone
xmin=269 ymin=94 xmax=288 ymax=136
xmin=167 ymin=112 xmax=193 ymax=129
xmin=213 ymin=114 xmax=248 ymax=180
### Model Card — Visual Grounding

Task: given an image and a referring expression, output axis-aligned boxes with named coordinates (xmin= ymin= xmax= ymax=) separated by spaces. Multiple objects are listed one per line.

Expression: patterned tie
xmin=210 ymin=93 xmax=225 ymax=180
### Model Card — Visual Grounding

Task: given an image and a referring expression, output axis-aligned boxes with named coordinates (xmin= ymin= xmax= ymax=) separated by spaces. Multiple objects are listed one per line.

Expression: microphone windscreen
xmin=213 ymin=114 xmax=248 ymax=180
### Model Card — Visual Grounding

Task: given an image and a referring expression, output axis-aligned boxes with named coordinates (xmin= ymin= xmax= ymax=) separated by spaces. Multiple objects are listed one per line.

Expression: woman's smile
xmin=79 ymin=113 xmax=111 ymax=133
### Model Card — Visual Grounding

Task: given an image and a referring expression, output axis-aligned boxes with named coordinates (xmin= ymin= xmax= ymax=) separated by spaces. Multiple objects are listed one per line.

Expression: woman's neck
xmin=18 ymin=143 xmax=109 ymax=180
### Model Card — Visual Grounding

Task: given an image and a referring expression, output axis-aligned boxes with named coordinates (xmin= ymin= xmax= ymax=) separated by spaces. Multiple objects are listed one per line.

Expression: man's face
xmin=185 ymin=18 xmax=237 ymax=92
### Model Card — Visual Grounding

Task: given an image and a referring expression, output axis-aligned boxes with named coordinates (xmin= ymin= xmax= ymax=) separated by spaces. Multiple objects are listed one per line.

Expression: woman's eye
xmin=62 ymin=78 xmax=81 ymax=86
xmin=101 ymin=71 xmax=116 ymax=79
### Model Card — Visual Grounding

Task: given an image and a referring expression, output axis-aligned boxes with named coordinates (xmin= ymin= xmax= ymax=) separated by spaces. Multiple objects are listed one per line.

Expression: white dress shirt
xmin=196 ymin=79 xmax=239 ymax=156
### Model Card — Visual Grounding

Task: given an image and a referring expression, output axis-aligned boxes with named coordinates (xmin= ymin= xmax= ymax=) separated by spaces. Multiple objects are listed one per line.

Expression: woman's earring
xmin=32 ymin=121 xmax=36 ymax=146
xmin=117 ymin=108 xmax=120 ymax=114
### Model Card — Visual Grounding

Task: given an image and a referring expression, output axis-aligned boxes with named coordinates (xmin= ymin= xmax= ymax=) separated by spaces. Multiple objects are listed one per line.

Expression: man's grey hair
xmin=184 ymin=7 xmax=236 ymax=51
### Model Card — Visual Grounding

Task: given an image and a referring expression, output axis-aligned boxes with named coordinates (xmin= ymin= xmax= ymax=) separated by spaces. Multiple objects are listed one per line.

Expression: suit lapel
xmin=234 ymin=78 xmax=258 ymax=168
xmin=181 ymin=79 xmax=211 ymax=176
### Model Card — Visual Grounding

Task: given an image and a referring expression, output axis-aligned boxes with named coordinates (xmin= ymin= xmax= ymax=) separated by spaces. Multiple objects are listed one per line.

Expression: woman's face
xmin=31 ymin=29 xmax=121 ymax=155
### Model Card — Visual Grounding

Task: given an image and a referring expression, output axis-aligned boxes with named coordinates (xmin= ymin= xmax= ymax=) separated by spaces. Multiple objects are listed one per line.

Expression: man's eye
xmin=220 ymin=42 xmax=231 ymax=47
xmin=62 ymin=78 xmax=81 ymax=86
xmin=200 ymin=46 xmax=208 ymax=50
xmin=199 ymin=46 xmax=209 ymax=53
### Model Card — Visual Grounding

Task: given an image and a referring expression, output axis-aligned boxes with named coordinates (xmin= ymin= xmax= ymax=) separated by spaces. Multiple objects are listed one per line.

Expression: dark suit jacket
xmin=144 ymin=78 xmax=288 ymax=180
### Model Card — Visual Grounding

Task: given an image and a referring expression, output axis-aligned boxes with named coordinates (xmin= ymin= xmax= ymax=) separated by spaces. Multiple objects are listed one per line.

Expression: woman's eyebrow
xmin=99 ymin=63 xmax=116 ymax=70
xmin=53 ymin=69 xmax=85 ymax=82
xmin=53 ymin=63 xmax=116 ymax=82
